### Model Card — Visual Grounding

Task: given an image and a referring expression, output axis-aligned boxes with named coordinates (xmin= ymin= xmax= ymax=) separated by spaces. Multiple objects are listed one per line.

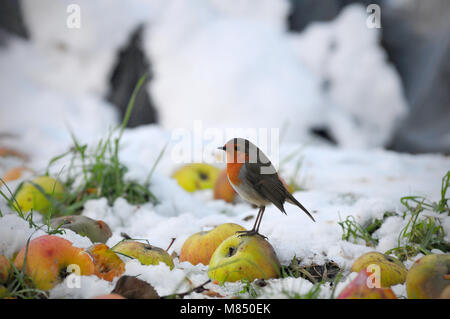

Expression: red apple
xmin=406 ymin=254 xmax=450 ymax=299
xmin=338 ymin=270 xmax=397 ymax=299
xmin=213 ymin=169 xmax=236 ymax=203
xmin=14 ymin=235 xmax=95 ymax=290
xmin=180 ymin=223 xmax=246 ymax=266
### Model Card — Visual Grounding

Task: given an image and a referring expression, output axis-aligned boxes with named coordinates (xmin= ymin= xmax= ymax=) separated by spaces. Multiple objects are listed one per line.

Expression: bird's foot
xmin=236 ymin=230 xmax=267 ymax=240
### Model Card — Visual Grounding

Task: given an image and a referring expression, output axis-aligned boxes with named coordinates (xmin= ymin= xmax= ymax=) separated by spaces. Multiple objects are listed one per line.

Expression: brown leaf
xmin=112 ymin=276 xmax=160 ymax=299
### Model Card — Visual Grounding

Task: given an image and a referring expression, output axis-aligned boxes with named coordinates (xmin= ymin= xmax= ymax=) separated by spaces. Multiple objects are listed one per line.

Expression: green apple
xmin=172 ymin=163 xmax=221 ymax=192
xmin=50 ymin=215 xmax=112 ymax=243
xmin=338 ymin=270 xmax=397 ymax=299
xmin=406 ymin=254 xmax=450 ymax=299
xmin=179 ymin=223 xmax=246 ymax=265
xmin=208 ymin=234 xmax=281 ymax=283
xmin=13 ymin=176 xmax=65 ymax=215
xmin=351 ymin=252 xmax=407 ymax=287
xmin=113 ymin=241 xmax=174 ymax=270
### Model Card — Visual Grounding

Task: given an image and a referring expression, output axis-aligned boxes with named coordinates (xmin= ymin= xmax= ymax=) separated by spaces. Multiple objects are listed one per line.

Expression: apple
xmin=13 ymin=235 xmax=95 ymax=290
xmin=337 ymin=270 xmax=397 ymax=299
xmin=50 ymin=215 xmax=112 ymax=244
xmin=0 ymin=255 xmax=11 ymax=284
xmin=13 ymin=176 xmax=65 ymax=215
xmin=113 ymin=241 xmax=174 ymax=270
xmin=172 ymin=163 xmax=221 ymax=192
xmin=406 ymin=254 xmax=450 ymax=299
xmin=213 ymin=169 xmax=236 ymax=203
xmin=180 ymin=223 xmax=246 ymax=265
xmin=86 ymin=244 xmax=125 ymax=282
xmin=208 ymin=234 xmax=281 ymax=283
xmin=351 ymin=252 xmax=407 ymax=287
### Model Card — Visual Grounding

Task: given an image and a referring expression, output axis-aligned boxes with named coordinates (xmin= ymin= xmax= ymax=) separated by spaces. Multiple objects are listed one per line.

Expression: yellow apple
xmin=13 ymin=176 xmax=65 ymax=215
xmin=113 ymin=241 xmax=174 ymax=270
xmin=351 ymin=252 xmax=407 ymax=287
xmin=172 ymin=163 xmax=220 ymax=192
xmin=406 ymin=254 xmax=450 ymax=299
xmin=338 ymin=270 xmax=398 ymax=299
xmin=86 ymin=243 xmax=125 ymax=282
xmin=208 ymin=234 xmax=281 ymax=283
xmin=180 ymin=223 xmax=246 ymax=265
xmin=14 ymin=235 xmax=95 ymax=290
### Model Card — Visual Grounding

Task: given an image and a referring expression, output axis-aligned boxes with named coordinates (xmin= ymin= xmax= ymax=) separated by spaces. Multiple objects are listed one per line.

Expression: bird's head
xmin=218 ymin=138 xmax=257 ymax=164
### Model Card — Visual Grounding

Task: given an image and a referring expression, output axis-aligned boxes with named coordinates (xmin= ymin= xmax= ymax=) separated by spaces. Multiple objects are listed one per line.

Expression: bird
xmin=218 ymin=138 xmax=315 ymax=238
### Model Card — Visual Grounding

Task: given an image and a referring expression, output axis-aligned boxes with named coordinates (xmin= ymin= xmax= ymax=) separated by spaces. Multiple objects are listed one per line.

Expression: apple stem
xmin=166 ymin=238 xmax=176 ymax=252
xmin=120 ymin=232 xmax=132 ymax=240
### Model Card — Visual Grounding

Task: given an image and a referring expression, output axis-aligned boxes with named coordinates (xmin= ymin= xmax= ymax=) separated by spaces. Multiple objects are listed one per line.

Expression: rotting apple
xmin=86 ymin=243 xmax=125 ymax=282
xmin=406 ymin=253 xmax=450 ymax=299
xmin=113 ymin=241 xmax=174 ymax=270
xmin=337 ymin=270 xmax=397 ymax=299
xmin=208 ymin=234 xmax=281 ymax=283
xmin=50 ymin=215 xmax=112 ymax=244
xmin=351 ymin=251 xmax=407 ymax=287
xmin=13 ymin=235 xmax=95 ymax=290
xmin=180 ymin=223 xmax=246 ymax=266
xmin=172 ymin=163 xmax=221 ymax=192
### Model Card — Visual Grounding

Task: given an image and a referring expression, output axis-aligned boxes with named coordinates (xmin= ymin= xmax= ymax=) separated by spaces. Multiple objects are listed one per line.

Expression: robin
xmin=218 ymin=138 xmax=315 ymax=238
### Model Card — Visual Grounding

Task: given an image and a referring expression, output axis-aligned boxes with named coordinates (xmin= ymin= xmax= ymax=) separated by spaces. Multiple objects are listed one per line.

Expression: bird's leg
xmin=255 ymin=206 xmax=265 ymax=233
xmin=237 ymin=206 xmax=267 ymax=239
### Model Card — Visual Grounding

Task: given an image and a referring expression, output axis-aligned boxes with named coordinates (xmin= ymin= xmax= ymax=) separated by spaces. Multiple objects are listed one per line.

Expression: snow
xmin=0 ymin=0 xmax=448 ymax=299
xmin=289 ymin=4 xmax=408 ymax=148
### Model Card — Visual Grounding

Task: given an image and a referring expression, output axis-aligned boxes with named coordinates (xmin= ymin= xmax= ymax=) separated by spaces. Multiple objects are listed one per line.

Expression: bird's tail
xmin=286 ymin=192 xmax=316 ymax=222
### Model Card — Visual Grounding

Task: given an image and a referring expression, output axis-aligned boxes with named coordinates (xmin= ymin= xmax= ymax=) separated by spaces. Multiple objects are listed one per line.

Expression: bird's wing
xmin=243 ymin=161 xmax=287 ymax=214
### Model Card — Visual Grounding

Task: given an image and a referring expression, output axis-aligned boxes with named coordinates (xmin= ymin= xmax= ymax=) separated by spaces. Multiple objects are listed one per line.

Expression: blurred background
xmin=0 ymin=0 xmax=449 ymax=156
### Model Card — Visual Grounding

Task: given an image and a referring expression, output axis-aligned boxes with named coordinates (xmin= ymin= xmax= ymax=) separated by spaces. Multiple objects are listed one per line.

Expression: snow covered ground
xmin=1 ymin=123 xmax=449 ymax=298
xmin=0 ymin=0 xmax=448 ymax=299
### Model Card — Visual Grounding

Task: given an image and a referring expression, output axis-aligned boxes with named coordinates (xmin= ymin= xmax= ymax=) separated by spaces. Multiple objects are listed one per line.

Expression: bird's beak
xmin=217 ymin=145 xmax=226 ymax=151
